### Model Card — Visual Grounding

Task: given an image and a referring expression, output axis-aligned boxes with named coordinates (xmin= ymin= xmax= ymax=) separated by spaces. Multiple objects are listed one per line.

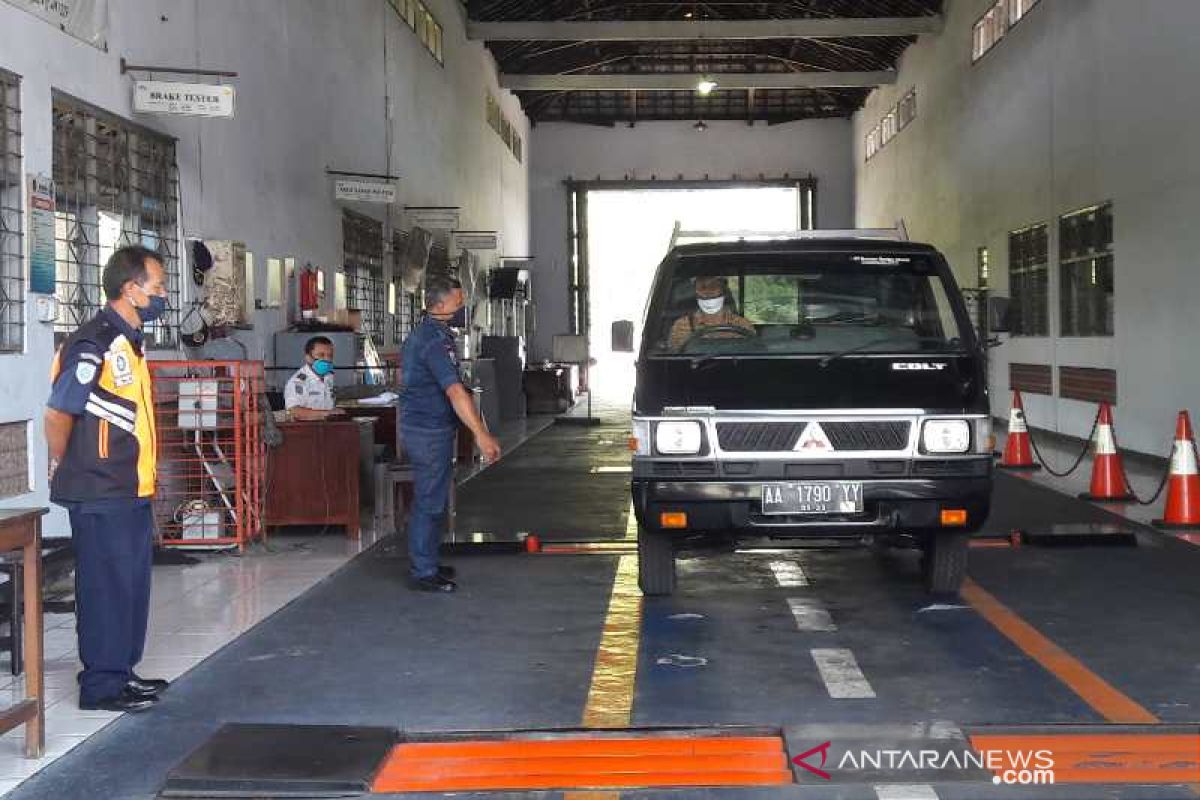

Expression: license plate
xmin=761 ymin=482 xmax=864 ymax=515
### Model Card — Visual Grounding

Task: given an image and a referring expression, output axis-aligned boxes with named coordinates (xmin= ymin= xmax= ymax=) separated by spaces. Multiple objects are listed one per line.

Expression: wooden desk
xmin=0 ymin=510 xmax=45 ymax=758
xmin=338 ymin=403 xmax=397 ymax=458
xmin=265 ymin=420 xmax=360 ymax=538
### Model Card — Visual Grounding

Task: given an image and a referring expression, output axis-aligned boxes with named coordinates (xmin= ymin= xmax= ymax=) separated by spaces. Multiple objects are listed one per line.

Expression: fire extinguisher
xmin=299 ymin=268 xmax=319 ymax=319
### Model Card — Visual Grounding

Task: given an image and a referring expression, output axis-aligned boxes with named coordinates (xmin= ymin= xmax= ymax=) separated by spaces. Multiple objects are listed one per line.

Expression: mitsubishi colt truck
xmin=623 ymin=232 xmax=993 ymax=596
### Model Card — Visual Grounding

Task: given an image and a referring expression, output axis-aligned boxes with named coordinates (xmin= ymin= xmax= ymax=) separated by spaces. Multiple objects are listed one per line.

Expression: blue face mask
xmin=312 ymin=359 xmax=334 ymax=377
xmin=135 ymin=290 xmax=167 ymax=323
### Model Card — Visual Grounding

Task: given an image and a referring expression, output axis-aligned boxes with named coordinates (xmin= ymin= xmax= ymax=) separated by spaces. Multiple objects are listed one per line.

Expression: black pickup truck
xmin=625 ymin=236 xmax=993 ymax=596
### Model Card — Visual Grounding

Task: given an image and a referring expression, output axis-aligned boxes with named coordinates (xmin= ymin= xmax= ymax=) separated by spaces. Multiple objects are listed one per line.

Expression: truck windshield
xmin=644 ymin=252 xmax=970 ymax=357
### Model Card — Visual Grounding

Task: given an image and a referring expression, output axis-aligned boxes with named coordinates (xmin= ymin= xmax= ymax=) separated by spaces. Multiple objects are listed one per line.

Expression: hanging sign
xmin=133 ymin=81 xmax=236 ymax=118
xmin=334 ymin=179 xmax=397 ymax=204
xmin=28 ymin=174 xmax=56 ymax=295
xmin=451 ymin=231 xmax=500 ymax=251
xmin=404 ymin=207 xmax=460 ymax=231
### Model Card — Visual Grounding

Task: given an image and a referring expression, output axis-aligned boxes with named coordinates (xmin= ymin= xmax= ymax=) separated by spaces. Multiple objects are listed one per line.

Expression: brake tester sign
xmin=134 ymin=81 xmax=235 ymax=118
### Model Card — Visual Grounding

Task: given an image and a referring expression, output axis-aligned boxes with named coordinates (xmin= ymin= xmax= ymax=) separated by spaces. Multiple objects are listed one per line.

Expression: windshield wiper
xmin=817 ymin=336 xmax=961 ymax=368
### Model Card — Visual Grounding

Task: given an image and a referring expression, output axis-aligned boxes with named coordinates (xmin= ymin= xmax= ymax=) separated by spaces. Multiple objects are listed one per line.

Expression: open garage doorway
xmin=573 ymin=181 xmax=814 ymax=409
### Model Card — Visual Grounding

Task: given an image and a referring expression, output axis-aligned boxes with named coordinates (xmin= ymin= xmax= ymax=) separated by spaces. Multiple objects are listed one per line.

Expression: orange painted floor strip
xmin=371 ymin=735 xmax=793 ymax=793
xmin=969 ymin=732 xmax=1200 ymax=784
xmin=961 ymin=578 xmax=1158 ymax=724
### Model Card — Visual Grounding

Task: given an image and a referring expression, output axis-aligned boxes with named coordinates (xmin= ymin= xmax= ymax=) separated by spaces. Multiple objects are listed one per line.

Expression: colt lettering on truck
xmin=620 ymin=228 xmax=993 ymax=596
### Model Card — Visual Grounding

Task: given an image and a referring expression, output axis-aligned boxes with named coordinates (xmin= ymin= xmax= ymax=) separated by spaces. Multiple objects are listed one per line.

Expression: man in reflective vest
xmin=44 ymin=246 xmax=169 ymax=712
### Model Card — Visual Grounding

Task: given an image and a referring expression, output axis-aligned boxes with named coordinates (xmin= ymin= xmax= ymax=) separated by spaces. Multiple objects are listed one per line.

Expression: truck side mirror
xmin=987 ymin=296 xmax=1011 ymax=334
xmin=611 ymin=320 xmax=635 ymax=353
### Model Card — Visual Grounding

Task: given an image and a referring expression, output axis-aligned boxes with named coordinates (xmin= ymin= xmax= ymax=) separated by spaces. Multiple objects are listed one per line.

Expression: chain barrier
xmin=1016 ymin=401 xmax=1180 ymax=506
xmin=1121 ymin=441 xmax=1188 ymax=507
xmin=1023 ymin=405 xmax=1101 ymax=478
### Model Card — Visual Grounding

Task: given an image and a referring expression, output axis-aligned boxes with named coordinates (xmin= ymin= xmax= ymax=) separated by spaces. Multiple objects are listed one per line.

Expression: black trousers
xmin=68 ymin=502 xmax=153 ymax=703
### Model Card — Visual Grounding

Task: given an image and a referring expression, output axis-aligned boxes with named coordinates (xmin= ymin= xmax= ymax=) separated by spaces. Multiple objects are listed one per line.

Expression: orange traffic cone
xmin=1079 ymin=403 xmax=1135 ymax=502
xmin=1153 ymin=411 xmax=1200 ymax=529
xmin=998 ymin=391 xmax=1040 ymax=470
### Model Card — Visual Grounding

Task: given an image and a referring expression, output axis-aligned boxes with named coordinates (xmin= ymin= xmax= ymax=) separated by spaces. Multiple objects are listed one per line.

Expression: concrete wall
xmin=0 ymin=0 xmax=529 ymax=534
xmin=528 ymin=118 xmax=853 ymax=360
xmin=854 ymin=0 xmax=1200 ymax=455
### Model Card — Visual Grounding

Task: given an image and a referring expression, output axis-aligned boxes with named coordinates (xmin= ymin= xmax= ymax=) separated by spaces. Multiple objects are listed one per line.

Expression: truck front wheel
xmin=637 ymin=524 xmax=676 ymax=596
xmin=921 ymin=531 xmax=970 ymax=595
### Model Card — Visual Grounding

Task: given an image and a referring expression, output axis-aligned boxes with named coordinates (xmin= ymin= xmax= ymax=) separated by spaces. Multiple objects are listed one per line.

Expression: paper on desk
xmin=356 ymin=392 xmax=399 ymax=405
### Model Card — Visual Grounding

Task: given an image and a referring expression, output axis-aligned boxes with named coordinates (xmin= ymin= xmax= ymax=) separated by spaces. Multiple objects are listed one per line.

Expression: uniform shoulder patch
xmin=75 ymin=361 xmax=97 ymax=384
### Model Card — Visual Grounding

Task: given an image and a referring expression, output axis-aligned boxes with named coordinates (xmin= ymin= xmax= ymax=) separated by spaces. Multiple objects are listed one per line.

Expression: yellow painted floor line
xmin=961 ymin=578 xmax=1158 ymax=724
xmin=565 ymin=504 xmax=642 ymax=800
xmin=581 ymin=554 xmax=643 ymax=728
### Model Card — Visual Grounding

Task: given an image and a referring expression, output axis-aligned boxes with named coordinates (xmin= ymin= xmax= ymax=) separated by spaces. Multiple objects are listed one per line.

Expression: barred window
xmin=0 ymin=70 xmax=23 ymax=352
xmin=390 ymin=230 xmax=420 ymax=344
xmin=0 ymin=420 xmax=29 ymax=499
xmin=1008 ymin=223 xmax=1049 ymax=336
xmin=0 ymin=69 xmax=22 ymax=352
xmin=341 ymin=210 xmax=385 ymax=340
xmin=1059 ymin=202 xmax=1114 ymax=337
xmin=52 ymin=94 xmax=180 ymax=347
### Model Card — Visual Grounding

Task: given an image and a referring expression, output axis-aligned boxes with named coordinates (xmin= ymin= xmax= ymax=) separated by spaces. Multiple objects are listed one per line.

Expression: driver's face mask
xmin=697 ymin=295 xmax=725 ymax=315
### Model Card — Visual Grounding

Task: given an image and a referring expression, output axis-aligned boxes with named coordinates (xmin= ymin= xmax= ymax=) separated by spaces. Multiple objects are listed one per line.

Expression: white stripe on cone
xmin=1093 ymin=424 xmax=1117 ymax=456
xmin=1171 ymin=440 xmax=1199 ymax=476
xmin=1008 ymin=408 xmax=1028 ymax=434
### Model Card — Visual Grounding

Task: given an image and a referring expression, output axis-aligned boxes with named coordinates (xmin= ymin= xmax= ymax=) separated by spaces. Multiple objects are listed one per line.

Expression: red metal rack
xmin=149 ymin=360 xmax=266 ymax=551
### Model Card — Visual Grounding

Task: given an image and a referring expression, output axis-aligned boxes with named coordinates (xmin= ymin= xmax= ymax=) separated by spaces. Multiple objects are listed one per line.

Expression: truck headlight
xmin=631 ymin=418 xmax=651 ymax=457
xmin=655 ymin=421 xmax=703 ymax=455
xmin=922 ymin=420 xmax=971 ymax=454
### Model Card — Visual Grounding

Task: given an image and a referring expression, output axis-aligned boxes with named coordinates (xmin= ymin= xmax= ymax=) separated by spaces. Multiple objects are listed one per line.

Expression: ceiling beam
xmin=468 ymin=16 xmax=942 ymax=42
xmin=501 ymin=71 xmax=895 ymax=91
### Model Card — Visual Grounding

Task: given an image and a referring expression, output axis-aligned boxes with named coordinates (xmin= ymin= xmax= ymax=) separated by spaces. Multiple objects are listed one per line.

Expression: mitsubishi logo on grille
xmin=795 ymin=422 xmax=834 ymax=452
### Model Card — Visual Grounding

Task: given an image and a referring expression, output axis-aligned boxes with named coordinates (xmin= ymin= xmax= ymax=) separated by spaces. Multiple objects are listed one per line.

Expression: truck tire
xmin=922 ymin=532 xmax=969 ymax=595
xmin=637 ymin=524 xmax=676 ymax=596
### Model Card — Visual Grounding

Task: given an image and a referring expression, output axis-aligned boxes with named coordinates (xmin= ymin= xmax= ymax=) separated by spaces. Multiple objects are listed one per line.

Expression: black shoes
xmin=409 ymin=574 xmax=456 ymax=593
xmin=436 ymin=564 xmax=456 ymax=579
xmin=80 ymin=688 xmax=159 ymax=713
xmin=126 ymin=675 xmax=169 ymax=697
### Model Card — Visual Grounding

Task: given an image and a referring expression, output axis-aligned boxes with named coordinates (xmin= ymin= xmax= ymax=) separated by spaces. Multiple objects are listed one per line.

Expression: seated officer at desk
xmin=284 ymin=336 xmax=343 ymax=420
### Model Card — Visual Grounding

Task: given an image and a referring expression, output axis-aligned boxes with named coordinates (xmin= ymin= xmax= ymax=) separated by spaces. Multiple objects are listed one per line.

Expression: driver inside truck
xmin=668 ymin=275 xmax=755 ymax=350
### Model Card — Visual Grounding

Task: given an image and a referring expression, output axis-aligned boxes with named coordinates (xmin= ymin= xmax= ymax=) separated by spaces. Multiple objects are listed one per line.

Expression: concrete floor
xmin=1 ymin=405 xmax=1198 ymax=798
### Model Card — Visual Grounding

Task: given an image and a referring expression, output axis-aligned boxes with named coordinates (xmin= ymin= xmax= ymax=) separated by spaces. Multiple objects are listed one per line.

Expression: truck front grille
xmin=715 ymin=420 xmax=911 ymax=452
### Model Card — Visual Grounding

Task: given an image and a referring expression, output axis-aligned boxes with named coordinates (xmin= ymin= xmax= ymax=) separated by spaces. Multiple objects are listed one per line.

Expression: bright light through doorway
xmin=587 ymin=187 xmax=802 ymax=405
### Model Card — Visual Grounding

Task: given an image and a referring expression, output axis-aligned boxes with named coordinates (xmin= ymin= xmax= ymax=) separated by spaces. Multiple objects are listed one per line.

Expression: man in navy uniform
xmin=44 ymin=246 xmax=170 ymax=712
xmin=400 ymin=275 xmax=501 ymax=592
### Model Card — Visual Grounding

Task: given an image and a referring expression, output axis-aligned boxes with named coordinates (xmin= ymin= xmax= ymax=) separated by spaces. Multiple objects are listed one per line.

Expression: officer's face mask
xmin=697 ymin=295 xmax=725 ymax=315
xmin=432 ymin=303 xmax=467 ymax=329
xmin=311 ymin=359 xmax=334 ymax=377
xmin=131 ymin=283 xmax=168 ymax=323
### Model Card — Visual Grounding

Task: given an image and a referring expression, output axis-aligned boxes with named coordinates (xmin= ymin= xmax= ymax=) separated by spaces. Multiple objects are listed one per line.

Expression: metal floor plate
xmin=159 ymin=724 xmax=396 ymax=798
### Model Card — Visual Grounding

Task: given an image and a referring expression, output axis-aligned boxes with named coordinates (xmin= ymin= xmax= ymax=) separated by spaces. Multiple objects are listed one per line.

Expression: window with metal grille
xmin=390 ymin=230 xmax=420 ymax=344
xmin=0 ymin=421 xmax=30 ymax=499
xmin=341 ymin=210 xmax=385 ymax=339
xmin=0 ymin=70 xmax=23 ymax=353
xmin=1059 ymin=202 xmax=1113 ymax=337
xmin=52 ymin=94 xmax=180 ymax=347
xmin=1008 ymin=223 xmax=1049 ymax=336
